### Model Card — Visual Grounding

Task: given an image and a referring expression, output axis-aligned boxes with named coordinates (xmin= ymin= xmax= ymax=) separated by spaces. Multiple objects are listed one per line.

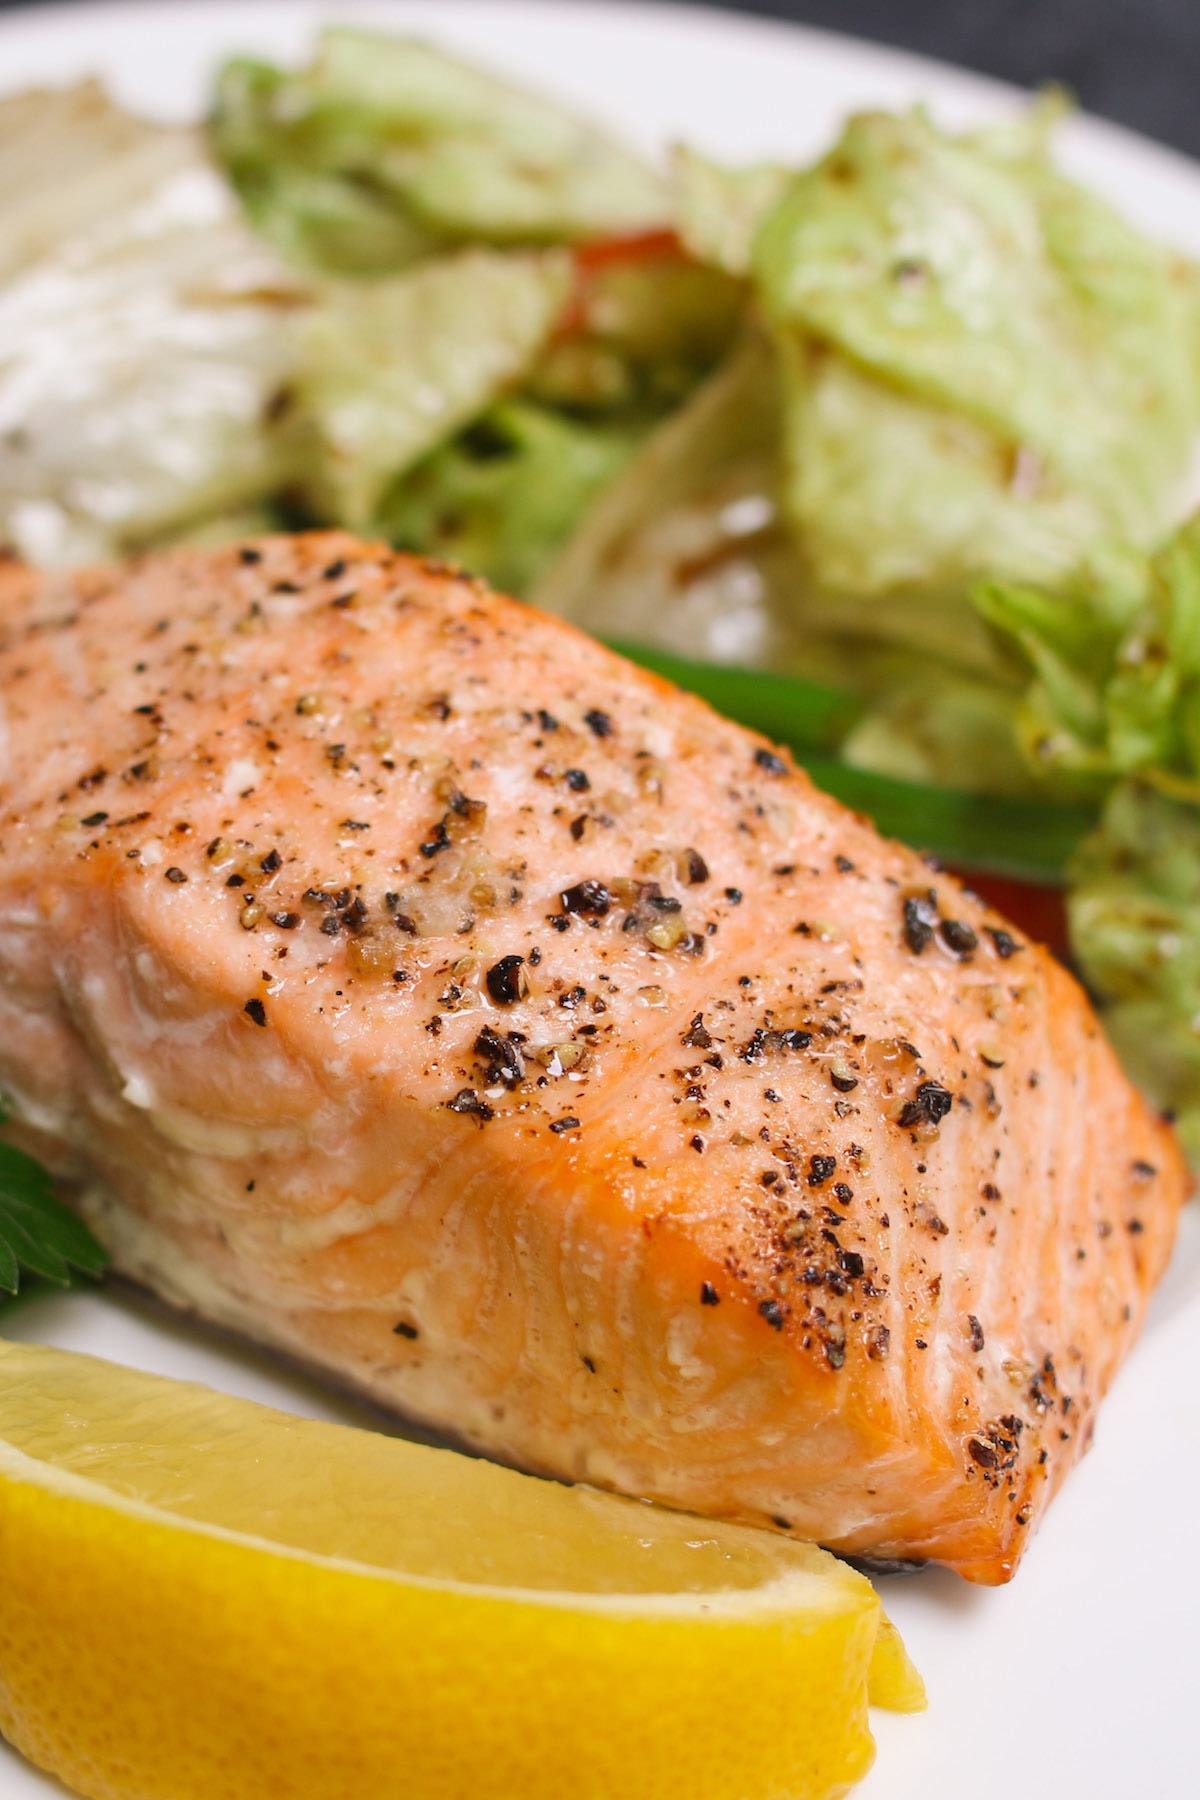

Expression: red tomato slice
xmin=573 ymin=228 xmax=683 ymax=275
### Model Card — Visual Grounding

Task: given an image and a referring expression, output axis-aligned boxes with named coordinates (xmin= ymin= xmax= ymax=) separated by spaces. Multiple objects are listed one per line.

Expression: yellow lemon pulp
xmin=0 ymin=1340 xmax=921 ymax=1800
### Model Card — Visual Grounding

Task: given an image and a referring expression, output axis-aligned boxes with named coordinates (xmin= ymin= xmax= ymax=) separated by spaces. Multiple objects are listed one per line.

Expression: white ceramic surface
xmin=1 ymin=5 xmax=1198 ymax=1796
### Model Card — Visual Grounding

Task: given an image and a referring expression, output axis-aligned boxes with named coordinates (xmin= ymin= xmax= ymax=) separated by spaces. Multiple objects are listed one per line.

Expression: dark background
xmin=0 ymin=0 xmax=1196 ymax=160
xmin=691 ymin=0 xmax=1199 ymax=156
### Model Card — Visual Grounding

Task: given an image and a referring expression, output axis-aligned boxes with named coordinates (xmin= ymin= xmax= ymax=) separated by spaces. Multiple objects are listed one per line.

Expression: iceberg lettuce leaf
xmin=0 ymin=84 xmax=310 ymax=564
xmin=672 ymin=145 xmax=791 ymax=276
xmin=532 ymin=335 xmax=815 ymax=668
xmin=530 ymin=250 xmax=744 ymax=414
xmin=983 ymin=517 xmax=1200 ymax=1157
xmin=756 ymin=109 xmax=1198 ymax=533
xmin=211 ymin=29 xmax=668 ymax=274
xmin=770 ymin=346 xmax=1129 ymax=673
xmin=381 ymin=400 xmax=641 ymax=598
xmin=976 ymin=516 xmax=1200 ymax=790
xmin=750 ymin=107 xmax=1200 ymax=650
xmin=1070 ymin=783 xmax=1200 ymax=1161
xmin=293 ymin=249 xmax=571 ymax=527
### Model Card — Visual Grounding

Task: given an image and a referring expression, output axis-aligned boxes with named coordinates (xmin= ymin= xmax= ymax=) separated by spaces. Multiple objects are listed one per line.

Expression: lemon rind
xmin=0 ymin=1437 xmax=876 ymax=1623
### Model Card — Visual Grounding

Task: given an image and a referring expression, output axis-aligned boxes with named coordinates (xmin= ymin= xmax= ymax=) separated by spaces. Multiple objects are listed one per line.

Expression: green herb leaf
xmin=0 ymin=1141 xmax=108 ymax=1297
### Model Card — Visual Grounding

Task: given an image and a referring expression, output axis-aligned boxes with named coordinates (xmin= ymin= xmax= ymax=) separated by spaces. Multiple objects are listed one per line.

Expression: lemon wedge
xmin=0 ymin=1340 xmax=920 ymax=1800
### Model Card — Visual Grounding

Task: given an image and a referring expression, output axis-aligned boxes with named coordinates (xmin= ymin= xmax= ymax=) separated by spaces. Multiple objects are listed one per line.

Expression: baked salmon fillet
xmin=0 ymin=535 xmax=1186 ymax=1582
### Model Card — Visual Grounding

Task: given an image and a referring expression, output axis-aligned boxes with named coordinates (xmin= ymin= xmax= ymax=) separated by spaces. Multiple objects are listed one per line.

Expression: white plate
xmin=2 ymin=4 xmax=1199 ymax=1796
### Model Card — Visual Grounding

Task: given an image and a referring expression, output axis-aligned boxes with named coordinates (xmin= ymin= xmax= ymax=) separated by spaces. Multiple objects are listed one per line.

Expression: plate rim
xmin=1 ymin=7 xmax=1198 ymax=1799
xmin=2 ymin=0 xmax=1200 ymax=202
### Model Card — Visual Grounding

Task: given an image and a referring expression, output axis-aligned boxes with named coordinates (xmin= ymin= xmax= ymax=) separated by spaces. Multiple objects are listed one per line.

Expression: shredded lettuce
xmin=539 ymin=105 xmax=1200 ymax=810
xmin=976 ymin=519 xmax=1200 ymax=791
xmin=982 ymin=516 xmax=1200 ymax=1152
xmin=771 ymin=349 xmax=1125 ymax=674
xmin=672 ymin=145 xmax=790 ymax=276
xmin=533 ymin=336 xmax=813 ymax=669
xmin=544 ymin=107 xmax=1200 ymax=779
xmin=292 ymin=249 xmax=571 ymax=528
xmin=210 ymin=59 xmax=445 ymax=276
xmin=751 ymin=107 xmax=1200 ymax=659
xmin=1070 ymin=783 xmax=1200 ymax=1159
xmin=381 ymin=399 xmax=641 ymax=597
xmin=24 ymin=63 xmax=1190 ymax=708
xmin=211 ymin=28 xmax=668 ymax=275
xmin=529 ymin=252 xmax=744 ymax=413
xmin=0 ymin=84 xmax=310 ymax=564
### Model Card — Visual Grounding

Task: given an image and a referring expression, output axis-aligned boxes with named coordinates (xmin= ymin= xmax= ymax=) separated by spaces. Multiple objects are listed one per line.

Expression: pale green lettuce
xmin=381 ymin=400 xmax=640 ymax=597
xmin=976 ymin=517 xmax=1200 ymax=790
xmin=982 ymin=516 xmax=1200 ymax=1155
xmin=838 ymin=658 xmax=1036 ymax=797
xmin=292 ymin=249 xmax=571 ymax=527
xmin=672 ymin=145 xmax=790 ymax=276
xmin=529 ymin=253 xmax=743 ymax=413
xmin=533 ymin=336 xmax=813 ymax=669
xmin=211 ymin=28 xmax=668 ymax=275
xmin=752 ymin=107 xmax=1200 ymax=659
xmin=549 ymin=107 xmax=1200 ymax=791
xmin=1070 ymin=783 xmax=1200 ymax=1160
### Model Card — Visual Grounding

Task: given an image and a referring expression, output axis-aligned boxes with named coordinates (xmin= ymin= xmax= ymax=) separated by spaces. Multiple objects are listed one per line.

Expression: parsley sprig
xmin=0 ymin=1140 xmax=108 ymax=1297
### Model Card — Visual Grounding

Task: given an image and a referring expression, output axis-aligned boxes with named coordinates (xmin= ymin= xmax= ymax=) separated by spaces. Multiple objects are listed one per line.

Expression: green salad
xmin=3 ymin=25 xmax=1200 ymax=1156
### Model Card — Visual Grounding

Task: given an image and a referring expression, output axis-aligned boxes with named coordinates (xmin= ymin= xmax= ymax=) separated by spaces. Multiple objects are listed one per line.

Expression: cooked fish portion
xmin=0 ymin=536 xmax=1185 ymax=1582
